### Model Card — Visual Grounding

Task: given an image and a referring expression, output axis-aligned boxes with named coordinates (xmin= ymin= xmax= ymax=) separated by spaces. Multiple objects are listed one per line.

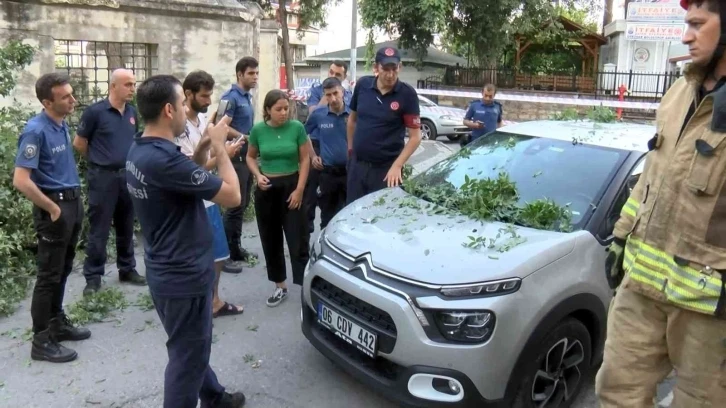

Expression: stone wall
xmin=0 ymin=0 xmax=270 ymax=114
xmin=436 ymin=95 xmax=595 ymax=122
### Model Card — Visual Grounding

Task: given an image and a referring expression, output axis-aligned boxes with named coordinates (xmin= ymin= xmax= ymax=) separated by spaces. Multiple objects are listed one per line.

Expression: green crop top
xmin=248 ymin=120 xmax=308 ymax=174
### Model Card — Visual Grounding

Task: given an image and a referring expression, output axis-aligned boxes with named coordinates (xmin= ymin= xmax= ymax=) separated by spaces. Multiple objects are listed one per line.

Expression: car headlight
xmin=439 ymin=115 xmax=454 ymax=120
xmin=309 ymin=228 xmax=325 ymax=264
xmin=440 ymin=278 xmax=521 ymax=298
xmin=434 ymin=310 xmax=495 ymax=343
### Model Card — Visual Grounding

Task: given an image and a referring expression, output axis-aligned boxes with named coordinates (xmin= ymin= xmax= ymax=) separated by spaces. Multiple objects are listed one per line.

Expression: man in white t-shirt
xmin=176 ymin=71 xmax=244 ymax=318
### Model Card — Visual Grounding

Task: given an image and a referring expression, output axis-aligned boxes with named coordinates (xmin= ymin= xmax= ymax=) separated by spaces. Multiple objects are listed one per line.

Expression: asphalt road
xmin=0 ymin=139 xmax=673 ymax=408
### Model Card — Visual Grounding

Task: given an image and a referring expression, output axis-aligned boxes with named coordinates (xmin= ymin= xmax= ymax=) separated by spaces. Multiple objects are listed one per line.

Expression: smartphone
xmin=232 ymin=134 xmax=246 ymax=144
xmin=215 ymin=100 xmax=229 ymax=124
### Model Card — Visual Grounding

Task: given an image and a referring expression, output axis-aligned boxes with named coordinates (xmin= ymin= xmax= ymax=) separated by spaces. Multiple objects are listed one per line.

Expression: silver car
xmin=301 ymin=119 xmax=652 ymax=408
xmin=418 ymin=95 xmax=471 ymax=141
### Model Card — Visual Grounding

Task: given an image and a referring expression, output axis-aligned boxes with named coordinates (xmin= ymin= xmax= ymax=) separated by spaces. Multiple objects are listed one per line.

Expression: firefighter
xmin=595 ymin=1 xmax=726 ymax=407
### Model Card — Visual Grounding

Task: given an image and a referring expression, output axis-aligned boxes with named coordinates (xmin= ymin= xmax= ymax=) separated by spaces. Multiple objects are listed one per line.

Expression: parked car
xmin=417 ymin=95 xmax=471 ymax=141
xmin=301 ymin=119 xmax=652 ymax=408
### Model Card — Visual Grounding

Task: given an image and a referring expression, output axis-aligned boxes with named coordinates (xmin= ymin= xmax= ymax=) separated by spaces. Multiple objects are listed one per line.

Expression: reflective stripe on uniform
xmin=621 ymin=197 xmax=639 ymax=218
xmin=623 ymin=237 xmax=723 ymax=315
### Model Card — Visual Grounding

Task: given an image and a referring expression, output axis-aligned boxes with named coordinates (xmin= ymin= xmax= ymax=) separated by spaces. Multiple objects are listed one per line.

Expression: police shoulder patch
xmin=191 ymin=168 xmax=209 ymax=185
xmin=23 ymin=144 xmax=38 ymax=159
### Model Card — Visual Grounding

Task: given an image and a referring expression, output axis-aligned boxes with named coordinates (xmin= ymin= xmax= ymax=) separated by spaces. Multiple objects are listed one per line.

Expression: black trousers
xmin=303 ymin=140 xmax=321 ymax=233
xmin=31 ymin=189 xmax=83 ymax=333
xmin=346 ymin=155 xmax=393 ymax=204
xmin=319 ymin=165 xmax=347 ymax=229
xmin=152 ymin=291 xmax=225 ymax=408
xmin=83 ymin=165 xmax=136 ymax=282
xmin=224 ymin=158 xmax=253 ymax=260
xmin=254 ymin=173 xmax=310 ymax=285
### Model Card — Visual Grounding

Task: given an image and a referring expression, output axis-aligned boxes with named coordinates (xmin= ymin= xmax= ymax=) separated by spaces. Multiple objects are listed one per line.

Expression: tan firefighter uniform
xmin=595 ymin=75 xmax=726 ymax=407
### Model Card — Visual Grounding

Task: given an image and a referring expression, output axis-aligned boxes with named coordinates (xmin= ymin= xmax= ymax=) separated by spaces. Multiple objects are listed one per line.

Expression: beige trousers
xmin=595 ymin=276 xmax=726 ymax=407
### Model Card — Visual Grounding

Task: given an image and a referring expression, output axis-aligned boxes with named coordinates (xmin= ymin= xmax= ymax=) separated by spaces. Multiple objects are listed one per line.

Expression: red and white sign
xmin=625 ymin=23 xmax=685 ymax=41
xmin=627 ymin=3 xmax=685 ymax=22
xmin=390 ymin=101 xmax=399 ymax=110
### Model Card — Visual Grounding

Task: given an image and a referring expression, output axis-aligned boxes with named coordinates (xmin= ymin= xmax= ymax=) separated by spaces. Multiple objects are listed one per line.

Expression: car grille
xmin=311 ymin=277 xmax=397 ymax=353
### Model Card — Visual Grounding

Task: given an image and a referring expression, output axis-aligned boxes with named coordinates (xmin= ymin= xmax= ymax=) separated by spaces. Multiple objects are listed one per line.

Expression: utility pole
xmin=350 ymin=0 xmax=357 ymax=82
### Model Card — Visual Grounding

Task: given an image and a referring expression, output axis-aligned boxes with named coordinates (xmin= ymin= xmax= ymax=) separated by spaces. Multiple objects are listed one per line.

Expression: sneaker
xmin=266 ymin=287 xmax=288 ymax=307
xmin=83 ymin=279 xmax=101 ymax=297
xmin=201 ymin=392 xmax=246 ymax=408
xmin=31 ymin=329 xmax=78 ymax=363
xmin=49 ymin=313 xmax=91 ymax=342
xmin=222 ymin=259 xmax=245 ymax=274
xmin=119 ymin=269 xmax=147 ymax=286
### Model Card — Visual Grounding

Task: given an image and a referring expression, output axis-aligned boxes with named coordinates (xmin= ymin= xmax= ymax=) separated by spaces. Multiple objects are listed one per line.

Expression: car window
xmin=418 ymin=97 xmax=437 ymax=107
xmin=409 ymin=132 xmax=630 ymax=230
xmin=601 ymin=154 xmax=645 ymax=238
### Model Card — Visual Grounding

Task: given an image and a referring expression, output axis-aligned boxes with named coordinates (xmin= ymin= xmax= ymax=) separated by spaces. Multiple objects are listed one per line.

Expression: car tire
xmin=420 ymin=119 xmax=437 ymax=141
xmin=511 ymin=318 xmax=592 ymax=408
xmin=446 ymin=135 xmax=462 ymax=141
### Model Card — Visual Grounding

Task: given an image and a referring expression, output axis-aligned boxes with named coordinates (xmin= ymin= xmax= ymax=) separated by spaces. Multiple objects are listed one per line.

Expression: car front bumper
xmin=436 ymin=120 xmax=470 ymax=136
xmin=301 ymin=257 xmax=515 ymax=408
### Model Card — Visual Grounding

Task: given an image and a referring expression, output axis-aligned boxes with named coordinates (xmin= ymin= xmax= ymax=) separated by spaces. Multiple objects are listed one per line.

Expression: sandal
xmin=213 ymin=302 xmax=244 ymax=318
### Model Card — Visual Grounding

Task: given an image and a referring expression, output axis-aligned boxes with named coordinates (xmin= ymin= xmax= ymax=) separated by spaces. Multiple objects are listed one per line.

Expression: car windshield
xmin=418 ymin=97 xmax=437 ymax=107
xmin=407 ymin=131 xmax=629 ymax=230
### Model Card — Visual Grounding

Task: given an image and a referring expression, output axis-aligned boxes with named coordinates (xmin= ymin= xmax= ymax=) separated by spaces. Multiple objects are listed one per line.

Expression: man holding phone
xmin=463 ymin=84 xmax=503 ymax=144
xmin=217 ymin=57 xmax=259 ymax=274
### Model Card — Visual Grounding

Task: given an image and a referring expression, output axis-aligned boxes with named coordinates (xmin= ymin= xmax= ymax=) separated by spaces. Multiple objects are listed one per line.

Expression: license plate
xmin=317 ymin=302 xmax=377 ymax=358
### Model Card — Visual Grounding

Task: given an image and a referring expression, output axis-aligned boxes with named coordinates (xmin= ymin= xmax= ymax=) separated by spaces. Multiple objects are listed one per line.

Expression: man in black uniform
xmin=126 ymin=75 xmax=245 ymax=408
xmin=13 ymin=73 xmax=91 ymax=363
xmin=73 ymin=68 xmax=146 ymax=296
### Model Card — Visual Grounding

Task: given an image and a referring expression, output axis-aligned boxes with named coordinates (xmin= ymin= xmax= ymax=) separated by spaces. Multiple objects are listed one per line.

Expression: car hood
xmin=324 ymin=188 xmax=578 ymax=286
xmin=421 ymin=106 xmax=466 ymax=118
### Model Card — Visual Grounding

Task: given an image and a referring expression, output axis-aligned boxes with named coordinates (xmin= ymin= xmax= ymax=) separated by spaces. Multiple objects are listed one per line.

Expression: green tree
xmin=360 ymin=0 xmax=602 ymax=67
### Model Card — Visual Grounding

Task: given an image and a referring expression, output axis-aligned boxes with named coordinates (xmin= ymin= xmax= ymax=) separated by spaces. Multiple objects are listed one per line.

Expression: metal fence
xmin=438 ymin=67 xmax=681 ymax=101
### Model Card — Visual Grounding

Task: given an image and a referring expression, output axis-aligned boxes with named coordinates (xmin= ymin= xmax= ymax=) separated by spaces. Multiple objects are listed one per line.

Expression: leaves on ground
xmin=67 ymin=287 xmax=128 ymax=326
xmin=134 ymin=292 xmax=154 ymax=311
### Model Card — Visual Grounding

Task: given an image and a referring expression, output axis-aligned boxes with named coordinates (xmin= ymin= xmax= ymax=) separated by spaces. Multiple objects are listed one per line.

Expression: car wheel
xmin=420 ymin=119 xmax=437 ymax=141
xmin=511 ymin=318 xmax=592 ymax=408
xmin=446 ymin=135 xmax=462 ymax=141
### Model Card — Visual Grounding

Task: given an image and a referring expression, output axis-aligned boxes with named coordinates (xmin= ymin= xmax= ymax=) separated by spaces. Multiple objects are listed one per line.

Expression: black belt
xmin=88 ymin=162 xmax=125 ymax=173
xmin=43 ymin=187 xmax=81 ymax=202
xmin=353 ymin=158 xmax=395 ymax=168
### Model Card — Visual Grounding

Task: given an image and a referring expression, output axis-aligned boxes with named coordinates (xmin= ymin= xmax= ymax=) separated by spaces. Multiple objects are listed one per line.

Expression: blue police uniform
xmin=15 ymin=111 xmax=83 ymax=338
xmin=76 ymin=99 xmax=142 ymax=288
xmin=305 ymin=105 xmax=350 ymax=227
xmin=303 ymin=83 xmax=353 ymax=233
xmin=126 ymin=136 xmax=226 ymax=408
xmin=220 ymin=84 xmax=255 ymax=264
xmin=347 ymin=73 xmax=420 ymax=204
xmin=464 ymin=100 xmax=503 ymax=141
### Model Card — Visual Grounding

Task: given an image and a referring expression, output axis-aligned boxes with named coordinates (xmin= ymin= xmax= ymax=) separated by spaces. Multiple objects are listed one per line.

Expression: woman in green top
xmin=246 ymin=90 xmax=311 ymax=307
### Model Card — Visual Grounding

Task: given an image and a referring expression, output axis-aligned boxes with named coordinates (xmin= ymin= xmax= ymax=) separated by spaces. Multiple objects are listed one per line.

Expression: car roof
xmin=498 ymin=119 xmax=655 ymax=152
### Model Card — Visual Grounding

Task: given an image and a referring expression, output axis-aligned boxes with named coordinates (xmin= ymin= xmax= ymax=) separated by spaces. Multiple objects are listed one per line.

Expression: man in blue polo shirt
xmin=346 ymin=46 xmax=422 ymax=203
xmin=305 ymin=77 xmax=350 ymax=228
xmin=463 ymin=83 xmax=503 ymax=144
xmin=74 ymin=68 xmax=146 ymax=296
xmin=304 ymin=60 xmax=353 ymax=233
xmin=127 ymin=75 xmax=245 ymax=408
xmin=219 ymin=56 xmax=259 ymax=273
xmin=13 ymin=73 xmax=91 ymax=363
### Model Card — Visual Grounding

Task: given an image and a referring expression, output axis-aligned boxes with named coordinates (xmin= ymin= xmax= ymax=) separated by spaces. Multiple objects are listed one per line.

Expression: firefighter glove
xmin=605 ymin=238 xmax=626 ymax=289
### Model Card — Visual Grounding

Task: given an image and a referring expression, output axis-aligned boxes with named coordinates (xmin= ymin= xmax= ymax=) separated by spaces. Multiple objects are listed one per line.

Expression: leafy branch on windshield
xmin=403 ymin=172 xmax=572 ymax=234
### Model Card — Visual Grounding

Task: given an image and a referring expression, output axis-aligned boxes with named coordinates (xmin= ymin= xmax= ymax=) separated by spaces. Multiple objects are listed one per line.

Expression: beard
xmin=191 ymin=98 xmax=209 ymax=113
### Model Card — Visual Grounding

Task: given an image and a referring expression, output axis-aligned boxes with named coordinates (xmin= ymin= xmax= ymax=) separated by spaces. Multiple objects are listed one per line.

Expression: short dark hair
xmin=35 ymin=73 xmax=70 ymax=104
xmin=183 ymin=70 xmax=215 ymax=94
xmin=483 ymin=83 xmax=497 ymax=93
xmin=235 ymin=57 xmax=259 ymax=75
xmin=688 ymin=0 xmax=719 ymax=12
xmin=331 ymin=60 xmax=348 ymax=74
xmin=322 ymin=77 xmax=342 ymax=91
xmin=262 ymin=89 xmax=289 ymax=121
xmin=136 ymin=75 xmax=182 ymax=124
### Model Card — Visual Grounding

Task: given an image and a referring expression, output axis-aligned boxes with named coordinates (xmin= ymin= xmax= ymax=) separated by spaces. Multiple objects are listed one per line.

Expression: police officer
xmin=73 ymin=68 xmax=146 ymax=296
xmin=13 ymin=73 xmax=91 ymax=363
xmin=305 ymin=77 xmax=350 ymax=228
xmin=346 ymin=46 xmax=422 ymax=203
xmin=462 ymin=84 xmax=503 ymax=145
xmin=219 ymin=57 xmax=259 ymax=273
xmin=127 ymin=75 xmax=245 ymax=408
xmin=303 ymin=60 xmax=352 ymax=233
